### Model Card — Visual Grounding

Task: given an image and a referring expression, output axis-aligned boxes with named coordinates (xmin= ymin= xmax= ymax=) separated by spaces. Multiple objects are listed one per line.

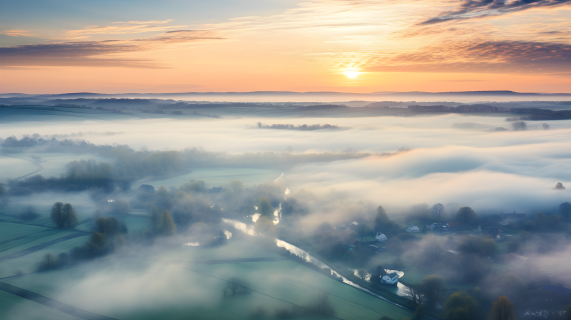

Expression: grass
xmin=0 ymin=228 xmax=78 ymax=258
xmin=0 ymin=223 xmax=49 ymax=243
xmin=2 ymin=240 xmax=413 ymax=320
xmin=0 ymin=234 xmax=90 ymax=278
xmin=135 ymin=167 xmax=281 ymax=190
xmin=0 ymin=290 xmax=82 ymax=320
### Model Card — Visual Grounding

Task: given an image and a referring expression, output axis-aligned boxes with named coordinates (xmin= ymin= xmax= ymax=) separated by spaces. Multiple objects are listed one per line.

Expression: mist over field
xmin=1 ymin=99 xmax=571 ymax=320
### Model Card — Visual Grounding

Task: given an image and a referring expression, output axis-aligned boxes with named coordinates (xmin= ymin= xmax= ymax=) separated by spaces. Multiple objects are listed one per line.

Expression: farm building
xmin=375 ymin=232 xmax=388 ymax=241
xmin=381 ymin=272 xmax=399 ymax=285
xmin=406 ymin=224 xmax=420 ymax=233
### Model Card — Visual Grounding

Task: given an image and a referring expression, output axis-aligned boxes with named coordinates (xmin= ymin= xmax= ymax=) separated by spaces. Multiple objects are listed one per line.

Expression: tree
xmin=431 ymin=203 xmax=445 ymax=220
xmin=38 ymin=253 xmax=58 ymax=271
xmin=564 ymin=305 xmax=571 ymax=320
xmin=512 ymin=121 xmax=527 ymax=131
xmin=489 ymin=296 xmax=516 ymax=320
xmin=158 ymin=209 xmax=177 ymax=236
xmin=223 ymin=277 xmax=248 ymax=297
xmin=421 ymin=275 xmax=444 ymax=309
xmin=51 ymin=202 xmax=65 ymax=227
xmin=62 ymin=203 xmax=78 ymax=227
xmin=95 ymin=217 xmax=124 ymax=236
xmin=542 ymin=123 xmax=550 ymax=130
xmin=559 ymin=202 xmax=571 ymax=220
xmin=455 ymin=207 xmax=478 ymax=225
xmin=555 ymin=182 xmax=565 ymax=190
xmin=375 ymin=206 xmax=391 ymax=231
xmin=405 ymin=284 xmax=424 ymax=308
xmin=444 ymin=291 xmax=479 ymax=320
xmin=258 ymin=196 xmax=274 ymax=218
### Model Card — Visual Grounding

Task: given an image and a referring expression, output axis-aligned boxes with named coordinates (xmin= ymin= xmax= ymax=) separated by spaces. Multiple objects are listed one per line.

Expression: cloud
xmin=421 ymin=0 xmax=571 ymax=25
xmin=367 ymin=40 xmax=571 ymax=74
xmin=62 ymin=19 xmax=188 ymax=40
xmin=1 ymin=30 xmax=34 ymax=37
xmin=0 ymin=31 xmax=223 ymax=68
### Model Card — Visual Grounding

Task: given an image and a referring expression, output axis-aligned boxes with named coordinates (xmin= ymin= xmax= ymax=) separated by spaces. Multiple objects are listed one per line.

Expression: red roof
xmin=448 ymin=221 xmax=461 ymax=228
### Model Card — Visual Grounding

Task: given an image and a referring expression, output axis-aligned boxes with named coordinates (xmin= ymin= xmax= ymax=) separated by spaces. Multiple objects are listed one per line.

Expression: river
xmin=222 ymin=218 xmax=414 ymax=311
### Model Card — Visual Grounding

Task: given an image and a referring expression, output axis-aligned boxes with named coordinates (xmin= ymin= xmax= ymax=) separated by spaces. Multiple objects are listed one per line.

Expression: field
xmin=135 ymin=168 xmax=281 ymax=190
xmin=0 ymin=212 xmax=414 ymax=320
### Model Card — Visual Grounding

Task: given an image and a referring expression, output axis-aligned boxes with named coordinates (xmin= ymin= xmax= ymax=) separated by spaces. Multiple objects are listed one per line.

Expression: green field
xmin=3 ymin=242 xmax=413 ymax=320
xmin=135 ymin=167 xmax=281 ymax=190
xmin=0 ymin=223 xmax=49 ymax=243
xmin=0 ymin=217 xmax=413 ymax=320
xmin=0 ymin=290 xmax=83 ymax=320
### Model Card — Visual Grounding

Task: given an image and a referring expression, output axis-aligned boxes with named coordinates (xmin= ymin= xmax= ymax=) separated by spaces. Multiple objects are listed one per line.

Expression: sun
xmin=344 ymin=70 xmax=360 ymax=79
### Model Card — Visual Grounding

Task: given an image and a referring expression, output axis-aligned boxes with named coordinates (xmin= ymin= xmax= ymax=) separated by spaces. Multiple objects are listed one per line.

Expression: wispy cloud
xmin=421 ymin=0 xmax=571 ymax=25
xmin=0 ymin=30 xmax=223 ymax=68
xmin=62 ymin=19 xmax=188 ymax=39
xmin=367 ymin=40 xmax=571 ymax=74
xmin=1 ymin=29 xmax=34 ymax=37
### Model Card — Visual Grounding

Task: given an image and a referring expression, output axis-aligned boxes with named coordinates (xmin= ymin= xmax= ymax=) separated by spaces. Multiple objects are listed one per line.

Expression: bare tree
xmin=62 ymin=203 xmax=78 ymax=227
xmin=431 ymin=203 xmax=445 ymax=220
xmin=405 ymin=284 xmax=424 ymax=308
xmin=542 ymin=123 xmax=550 ymax=130
xmin=51 ymin=202 xmax=65 ymax=227
xmin=224 ymin=277 xmax=248 ymax=297
xmin=489 ymin=296 xmax=516 ymax=320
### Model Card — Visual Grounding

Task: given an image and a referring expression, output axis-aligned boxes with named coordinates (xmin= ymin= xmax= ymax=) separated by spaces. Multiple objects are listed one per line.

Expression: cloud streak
xmin=62 ymin=19 xmax=188 ymax=40
xmin=367 ymin=40 xmax=571 ymax=74
xmin=421 ymin=0 xmax=571 ymax=24
xmin=0 ymin=31 xmax=223 ymax=68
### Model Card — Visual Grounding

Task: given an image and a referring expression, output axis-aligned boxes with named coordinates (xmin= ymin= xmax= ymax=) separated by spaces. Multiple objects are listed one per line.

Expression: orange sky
xmin=1 ymin=0 xmax=571 ymax=93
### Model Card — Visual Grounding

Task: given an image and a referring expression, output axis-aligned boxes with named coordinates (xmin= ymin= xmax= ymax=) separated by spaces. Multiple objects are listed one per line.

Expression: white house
xmin=381 ymin=272 xmax=399 ymax=285
xmin=406 ymin=224 xmax=420 ymax=233
xmin=375 ymin=232 xmax=388 ymax=241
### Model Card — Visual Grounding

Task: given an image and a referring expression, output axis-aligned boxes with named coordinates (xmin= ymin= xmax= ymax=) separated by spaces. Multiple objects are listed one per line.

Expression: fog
xmin=1 ymin=100 xmax=571 ymax=320
xmin=2 ymin=113 xmax=570 ymax=212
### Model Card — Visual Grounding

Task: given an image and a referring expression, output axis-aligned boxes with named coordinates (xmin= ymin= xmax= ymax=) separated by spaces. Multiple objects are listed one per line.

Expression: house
xmin=428 ymin=222 xmax=448 ymax=233
xmin=406 ymin=224 xmax=420 ymax=233
xmin=375 ymin=232 xmax=388 ymax=241
xmin=381 ymin=272 xmax=399 ymax=285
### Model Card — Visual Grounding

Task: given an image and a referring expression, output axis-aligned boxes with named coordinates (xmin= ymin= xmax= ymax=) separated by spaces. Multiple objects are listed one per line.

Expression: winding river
xmin=223 ymin=218 xmax=414 ymax=311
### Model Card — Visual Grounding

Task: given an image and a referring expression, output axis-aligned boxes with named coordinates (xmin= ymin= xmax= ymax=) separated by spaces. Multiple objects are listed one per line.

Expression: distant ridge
xmin=1 ymin=90 xmax=570 ymax=99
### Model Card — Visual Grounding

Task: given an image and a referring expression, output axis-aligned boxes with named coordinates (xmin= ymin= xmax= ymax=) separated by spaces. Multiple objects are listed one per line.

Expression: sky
xmin=1 ymin=0 xmax=571 ymax=94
